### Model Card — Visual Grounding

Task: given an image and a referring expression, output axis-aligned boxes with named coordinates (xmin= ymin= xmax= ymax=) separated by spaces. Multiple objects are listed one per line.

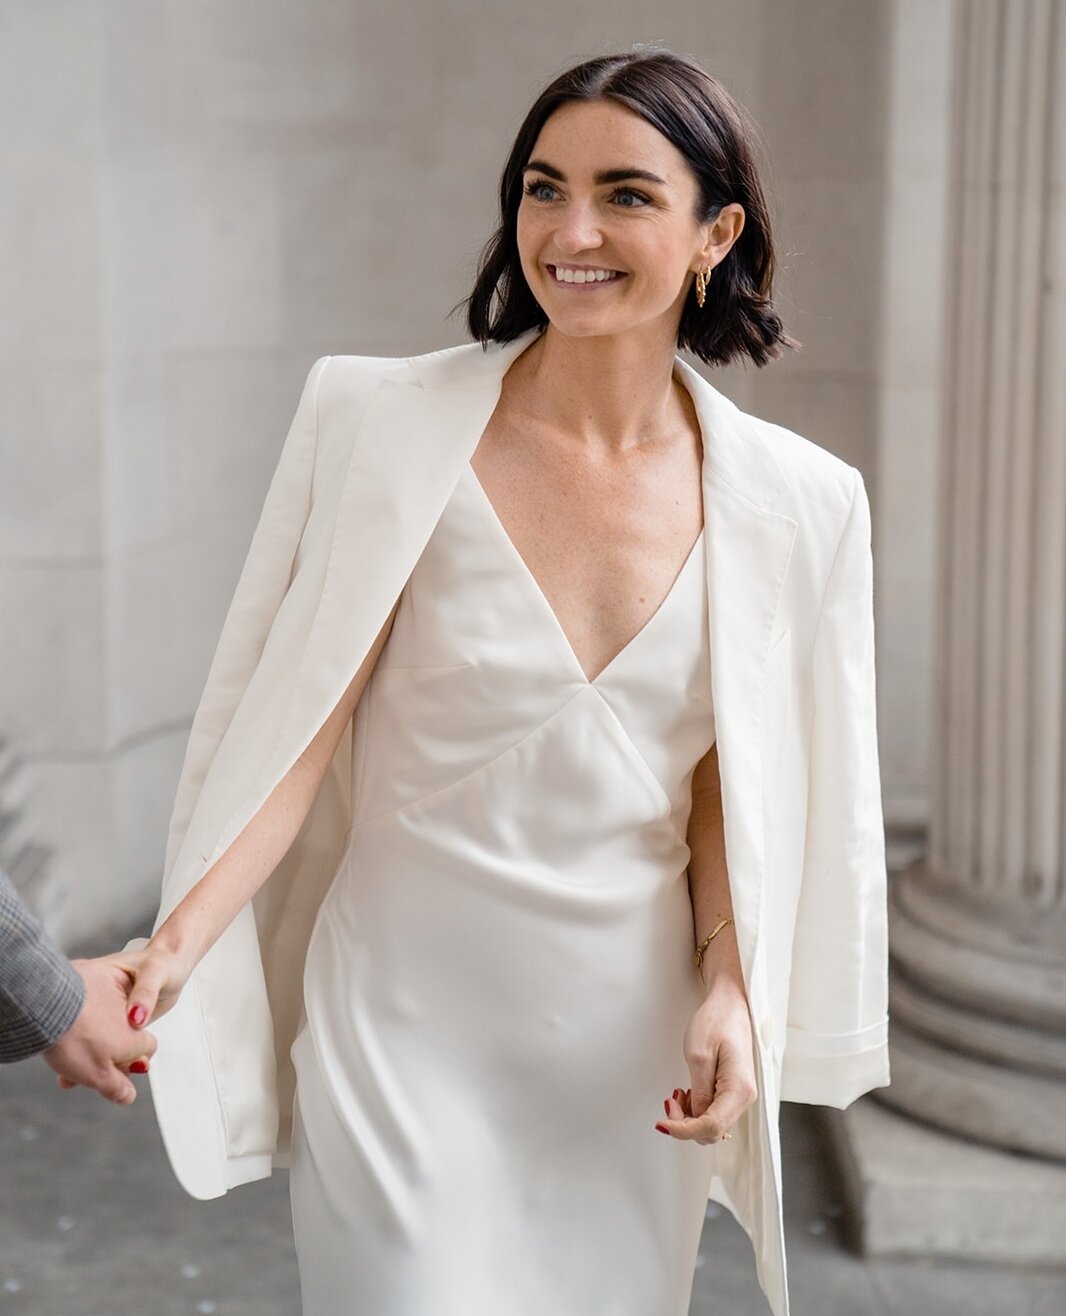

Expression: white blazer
xmin=138 ymin=328 xmax=890 ymax=1316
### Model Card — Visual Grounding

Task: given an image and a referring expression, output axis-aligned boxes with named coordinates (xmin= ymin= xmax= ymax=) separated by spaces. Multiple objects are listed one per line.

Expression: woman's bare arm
xmin=657 ymin=739 xmax=756 ymax=1144
xmin=119 ymin=601 xmax=401 ymax=1024
xmin=686 ymin=741 xmax=744 ymax=993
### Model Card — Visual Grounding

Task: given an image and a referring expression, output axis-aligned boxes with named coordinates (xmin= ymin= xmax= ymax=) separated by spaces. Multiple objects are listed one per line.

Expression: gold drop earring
xmin=694 ymin=265 xmax=713 ymax=309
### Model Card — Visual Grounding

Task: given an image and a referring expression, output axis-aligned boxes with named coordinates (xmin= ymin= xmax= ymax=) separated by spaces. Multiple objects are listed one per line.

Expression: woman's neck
xmin=506 ymin=324 xmax=693 ymax=457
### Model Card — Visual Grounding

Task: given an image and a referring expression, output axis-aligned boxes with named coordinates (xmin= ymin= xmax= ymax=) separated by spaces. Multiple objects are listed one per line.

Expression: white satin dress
xmin=289 ymin=460 xmax=718 ymax=1315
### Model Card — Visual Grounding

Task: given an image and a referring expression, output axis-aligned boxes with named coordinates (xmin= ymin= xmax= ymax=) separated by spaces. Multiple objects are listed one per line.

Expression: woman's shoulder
xmin=306 ymin=339 xmax=493 ymax=474
xmin=317 ymin=338 xmax=492 ymax=395
xmin=314 ymin=348 xmax=418 ymax=406
xmin=729 ymin=395 xmax=862 ymax=525
xmin=679 ymin=359 xmax=860 ymax=530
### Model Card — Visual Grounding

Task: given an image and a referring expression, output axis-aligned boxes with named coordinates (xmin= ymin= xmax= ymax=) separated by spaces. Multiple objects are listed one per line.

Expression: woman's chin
xmin=542 ymin=313 xmax=665 ymax=346
xmin=540 ymin=305 xmax=636 ymax=338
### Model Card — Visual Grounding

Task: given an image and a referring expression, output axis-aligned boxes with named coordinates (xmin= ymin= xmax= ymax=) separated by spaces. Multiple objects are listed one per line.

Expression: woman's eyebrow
xmin=523 ymin=159 xmax=668 ymax=186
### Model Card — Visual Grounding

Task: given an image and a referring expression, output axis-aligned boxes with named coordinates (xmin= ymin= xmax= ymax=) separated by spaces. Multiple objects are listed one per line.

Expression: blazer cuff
xmin=779 ymin=1020 xmax=890 ymax=1107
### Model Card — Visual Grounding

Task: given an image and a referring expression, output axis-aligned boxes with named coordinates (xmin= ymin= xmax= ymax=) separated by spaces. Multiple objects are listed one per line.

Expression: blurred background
xmin=1 ymin=0 xmax=1064 ymax=1312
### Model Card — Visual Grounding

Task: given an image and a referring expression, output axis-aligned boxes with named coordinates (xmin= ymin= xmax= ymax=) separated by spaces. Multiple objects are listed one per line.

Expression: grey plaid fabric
xmin=0 ymin=866 xmax=85 ymax=1063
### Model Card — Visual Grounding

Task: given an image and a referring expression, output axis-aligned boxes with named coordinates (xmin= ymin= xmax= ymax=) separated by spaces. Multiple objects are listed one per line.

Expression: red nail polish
xmin=655 ymin=1123 xmax=670 ymax=1135
xmin=130 ymin=1060 xmax=149 ymax=1074
xmin=128 ymin=1005 xmax=147 ymax=1027
xmin=664 ymin=1099 xmax=670 ymax=1115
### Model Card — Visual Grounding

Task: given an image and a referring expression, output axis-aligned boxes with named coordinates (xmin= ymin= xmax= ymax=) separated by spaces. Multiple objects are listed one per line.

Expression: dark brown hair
xmin=461 ymin=48 xmax=800 ymax=368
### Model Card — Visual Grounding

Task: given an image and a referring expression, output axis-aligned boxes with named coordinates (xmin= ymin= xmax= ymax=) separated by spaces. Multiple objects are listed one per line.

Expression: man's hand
xmin=41 ymin=958 xmax=157 ymax=1105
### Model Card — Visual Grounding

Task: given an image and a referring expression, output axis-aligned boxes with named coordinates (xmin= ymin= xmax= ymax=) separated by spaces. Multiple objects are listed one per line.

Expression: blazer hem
xmin=225 ymin=1151 xmax=275 ymax=1191
xmin=779 ymin=1041 xmax=890 ymax=1108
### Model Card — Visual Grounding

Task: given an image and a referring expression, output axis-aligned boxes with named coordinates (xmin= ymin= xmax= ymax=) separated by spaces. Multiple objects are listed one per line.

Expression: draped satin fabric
xmin=289 ymin=461 xmax=718 ymax=1314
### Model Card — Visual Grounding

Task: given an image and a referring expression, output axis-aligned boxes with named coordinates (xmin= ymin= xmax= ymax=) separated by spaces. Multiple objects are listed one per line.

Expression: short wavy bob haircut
xmin=462 ymin=48 xmax=800 ymax=368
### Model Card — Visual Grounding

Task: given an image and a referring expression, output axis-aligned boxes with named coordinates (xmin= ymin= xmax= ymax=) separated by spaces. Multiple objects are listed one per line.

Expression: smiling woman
xmin=95 ymin=42 xmax=887 ymax=1316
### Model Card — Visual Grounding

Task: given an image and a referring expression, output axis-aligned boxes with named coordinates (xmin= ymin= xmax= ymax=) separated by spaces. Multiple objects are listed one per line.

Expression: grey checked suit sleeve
xmin=0 ymin=866 xmax=85 ymax=1063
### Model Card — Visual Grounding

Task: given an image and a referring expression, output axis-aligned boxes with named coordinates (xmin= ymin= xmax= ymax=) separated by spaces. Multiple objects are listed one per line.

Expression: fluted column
xmin=879 ymin=0 xmax=1066 ymax=1160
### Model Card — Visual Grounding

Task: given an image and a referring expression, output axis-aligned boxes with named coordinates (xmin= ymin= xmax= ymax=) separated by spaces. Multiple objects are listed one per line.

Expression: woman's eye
xmin=523 ymin=180 xmax=557 ymax=202
xmin=612 ymin=188 xmax=650 ymax=208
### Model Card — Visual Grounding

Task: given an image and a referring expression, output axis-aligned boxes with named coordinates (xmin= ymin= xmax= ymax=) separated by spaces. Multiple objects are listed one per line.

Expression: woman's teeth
xmin=551 ymin=266 xmax=622 ymax=284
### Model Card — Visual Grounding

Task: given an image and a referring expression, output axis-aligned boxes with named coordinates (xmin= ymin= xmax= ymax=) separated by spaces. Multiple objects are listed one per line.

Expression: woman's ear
xmin=704 ymin=203 xmax=746 ymax=266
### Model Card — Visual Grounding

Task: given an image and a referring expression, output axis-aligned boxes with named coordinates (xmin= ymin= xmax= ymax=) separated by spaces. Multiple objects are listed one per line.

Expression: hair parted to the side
xmin=459 ymin=47 xmax=801 ymax=368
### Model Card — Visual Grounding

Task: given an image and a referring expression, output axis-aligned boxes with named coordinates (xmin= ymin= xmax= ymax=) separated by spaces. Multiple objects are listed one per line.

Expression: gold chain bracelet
xmin=694 ymin=917 xmax=735 ymax=971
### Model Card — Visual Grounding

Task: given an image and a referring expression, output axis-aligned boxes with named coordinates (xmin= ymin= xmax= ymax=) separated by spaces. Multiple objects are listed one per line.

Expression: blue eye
xmin=523 ymin=179 xmax=557 ymax=202
xmin=612 ymin=188 xmax=650 ymax=208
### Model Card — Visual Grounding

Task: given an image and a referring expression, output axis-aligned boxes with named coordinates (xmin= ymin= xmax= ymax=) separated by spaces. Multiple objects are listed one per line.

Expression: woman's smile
xmin=545 ymin=262 xmax=628 ymax=287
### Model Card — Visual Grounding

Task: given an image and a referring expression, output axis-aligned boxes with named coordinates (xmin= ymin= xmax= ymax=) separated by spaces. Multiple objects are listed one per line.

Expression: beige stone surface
xmin=827 ymin=1096 xmax=1066 ymax=1265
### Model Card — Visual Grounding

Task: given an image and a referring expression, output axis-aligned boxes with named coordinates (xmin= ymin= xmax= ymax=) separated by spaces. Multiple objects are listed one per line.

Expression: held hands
xmin=47 ymin=940 xmax=194 ymax=1104
xmin=655 ymin=974 xmax=758 ymax=1144
xmin=42 ymin=958 xmax=158 ymax=1105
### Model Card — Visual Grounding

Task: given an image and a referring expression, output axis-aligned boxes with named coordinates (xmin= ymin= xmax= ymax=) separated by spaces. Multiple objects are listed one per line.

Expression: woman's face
xmin=516 ymin=98 xmax=741 ymax=343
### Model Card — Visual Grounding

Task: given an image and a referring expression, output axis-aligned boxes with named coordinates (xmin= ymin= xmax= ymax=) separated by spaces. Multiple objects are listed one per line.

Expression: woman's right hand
xmin=105 ymin=938 xmax=198 ymax=1031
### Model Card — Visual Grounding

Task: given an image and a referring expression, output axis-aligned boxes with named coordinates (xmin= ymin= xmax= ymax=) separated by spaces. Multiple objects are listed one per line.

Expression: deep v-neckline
xmin=464 ymin=463 xmax=704 ymax=686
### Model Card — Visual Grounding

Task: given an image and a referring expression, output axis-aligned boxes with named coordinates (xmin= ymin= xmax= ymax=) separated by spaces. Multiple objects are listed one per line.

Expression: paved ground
xmin=3 ymin=1036 xmax=1064 ymax=1314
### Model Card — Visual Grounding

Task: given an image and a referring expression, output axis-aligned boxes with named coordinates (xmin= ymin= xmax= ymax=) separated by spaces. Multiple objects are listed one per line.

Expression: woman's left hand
xmin=656 ymin=974 xmax=758 ymax=1144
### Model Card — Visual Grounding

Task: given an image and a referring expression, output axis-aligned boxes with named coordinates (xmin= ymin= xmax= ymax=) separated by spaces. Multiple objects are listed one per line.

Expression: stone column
xmin=877 ymin=0 xmax=1066 ymax=1164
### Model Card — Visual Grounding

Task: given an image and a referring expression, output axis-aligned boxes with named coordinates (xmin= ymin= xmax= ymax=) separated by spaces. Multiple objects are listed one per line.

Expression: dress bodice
xmin=352 ymin=463 xmax=715 ymax=837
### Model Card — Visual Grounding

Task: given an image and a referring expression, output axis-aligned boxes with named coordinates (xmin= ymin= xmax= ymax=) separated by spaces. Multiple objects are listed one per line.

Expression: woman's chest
xmin=469 ymin=420 xmax=705 ymax=682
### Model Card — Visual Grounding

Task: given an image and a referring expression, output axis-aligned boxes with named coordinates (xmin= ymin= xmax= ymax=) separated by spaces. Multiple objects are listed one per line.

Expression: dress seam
xmin=351 ymin=684 xmax=590 ymax=833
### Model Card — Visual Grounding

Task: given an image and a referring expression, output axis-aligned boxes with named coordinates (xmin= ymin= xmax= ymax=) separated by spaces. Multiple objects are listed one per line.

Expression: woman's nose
xmin=552 ymin=202 xmax=603 ymax=253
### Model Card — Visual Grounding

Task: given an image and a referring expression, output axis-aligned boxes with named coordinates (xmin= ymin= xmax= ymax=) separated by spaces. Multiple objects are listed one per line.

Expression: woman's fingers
xmin=658 ymin=1083 xmax=725 ymax=1141
xmin=657 ymin=1047 xmax=757 ymax=1143
xmin=125 ymin=959 xmax=169 ymax=1029
xmin=664 ymin=1088 xmax=695 ymax=1120
xmin=657 ymin=1109 xmax=733 ymax=1142
xmin=657 ymin=1106 xmax=734 ymax=1143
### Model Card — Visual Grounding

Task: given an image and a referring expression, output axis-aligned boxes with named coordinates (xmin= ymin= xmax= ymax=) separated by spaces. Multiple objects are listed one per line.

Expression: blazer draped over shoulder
xmin=136 ymin=329 xmax=890 ymax=1316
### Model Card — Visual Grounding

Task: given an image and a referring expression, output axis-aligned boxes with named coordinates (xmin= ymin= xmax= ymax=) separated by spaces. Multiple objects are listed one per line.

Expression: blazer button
xmin=759 ymin=1016 xmax=774 ymax=1048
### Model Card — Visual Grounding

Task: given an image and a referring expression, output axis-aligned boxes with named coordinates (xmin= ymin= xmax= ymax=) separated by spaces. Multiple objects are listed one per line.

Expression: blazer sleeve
xmin=780 ymin=465 xmax=891 ymax=1107
xmin=160 ymin=355 xmax=332 ymax=890
xmin=0 ymin=866 xmax=85 ymax=1063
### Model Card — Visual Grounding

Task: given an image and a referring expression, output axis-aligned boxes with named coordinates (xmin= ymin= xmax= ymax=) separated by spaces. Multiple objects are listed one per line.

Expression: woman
xmin=100 ymin=48 xmax=889 ymax=1316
